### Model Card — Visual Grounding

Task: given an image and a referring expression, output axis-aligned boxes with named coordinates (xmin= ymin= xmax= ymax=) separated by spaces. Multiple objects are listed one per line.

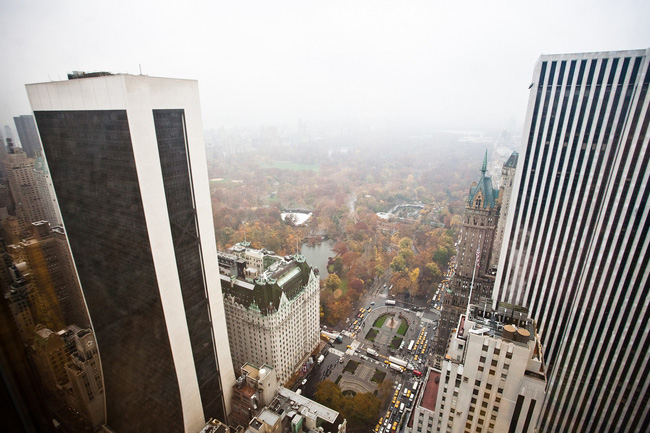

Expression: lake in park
xmin=300 ymin=239 xmax=335 ymax=279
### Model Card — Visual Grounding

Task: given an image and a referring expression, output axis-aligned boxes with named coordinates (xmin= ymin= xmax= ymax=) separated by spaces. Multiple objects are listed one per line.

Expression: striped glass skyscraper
xmin=494 ymin=49 xmax=650 ymax=433
xmin=26 ymin=73 xmax=236 ymax=432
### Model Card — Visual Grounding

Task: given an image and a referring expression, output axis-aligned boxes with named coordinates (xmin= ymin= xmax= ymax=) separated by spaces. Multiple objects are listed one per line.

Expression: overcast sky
xmin=1 ymin=0 xmax=649 ymax=133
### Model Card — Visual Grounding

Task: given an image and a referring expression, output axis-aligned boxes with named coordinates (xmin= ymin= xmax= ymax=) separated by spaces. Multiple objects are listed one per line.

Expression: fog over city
xmin=1 ymin=0 xmax=649 ymax=132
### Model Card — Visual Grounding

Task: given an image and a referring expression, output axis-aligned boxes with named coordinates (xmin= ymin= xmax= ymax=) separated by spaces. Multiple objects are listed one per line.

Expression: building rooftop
xmin=420 ymin=368 xmax=441 ymax=412
xmin=256 ymin=408 xmax=280 ymax=427
xmin=276 ymin=388 xmax=339 ymax=424
xmin=460 ymin=298 xmax=536 ymax=345
xmin=468 ymin=151 xmax=499 ymax=209
xmin=504 ymin=151 xmax=519 ymax=168
xmin=218 ymin=243 xmax=314 ymax=316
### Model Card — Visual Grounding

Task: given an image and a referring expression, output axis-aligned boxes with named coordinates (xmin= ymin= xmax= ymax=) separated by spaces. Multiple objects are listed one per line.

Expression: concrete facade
xmin=434 ymin=301 xmax=545 ymax=433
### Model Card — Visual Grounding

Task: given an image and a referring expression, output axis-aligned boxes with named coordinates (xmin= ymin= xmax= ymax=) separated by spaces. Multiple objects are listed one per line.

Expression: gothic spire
xmin=481 ymin=149 xmax=487 ymax=174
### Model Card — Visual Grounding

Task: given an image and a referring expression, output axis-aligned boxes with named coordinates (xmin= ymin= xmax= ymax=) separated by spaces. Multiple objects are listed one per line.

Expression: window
xmin=494 ymin=348 xmax=500 ymax=356
xmin=491 ymin=359 xmax=498 ymax=366
xmin=489 ymin=369 xmax=495 ymax=375
xmin=480 ymin=356 xmax=486 ymax=363
xmin=486 ymin=383 xmax=492 ymax=390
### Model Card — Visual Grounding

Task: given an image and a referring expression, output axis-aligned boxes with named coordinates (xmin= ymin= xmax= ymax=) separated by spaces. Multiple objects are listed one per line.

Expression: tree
xmin=325 ymin=274 xmax=342 ymax=292
xmin=399 ymin=237 xmax=413 ymax=249
xmin=426 ymin=262 xmax=442 ymax=279
xmin=378 ymin=379 xmax=395 ymax=405
xmin=390 ymin=255 xmax=406 ymax=273
xmin=349 ymin=392 xmax=381 ymax=426
xmin=315 ymin=380 xmax=343 ymax=409
xmin=348 ymin=277 xmax=364 ymax=292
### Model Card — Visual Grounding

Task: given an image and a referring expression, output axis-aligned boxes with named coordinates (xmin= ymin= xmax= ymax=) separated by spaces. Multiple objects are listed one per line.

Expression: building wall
xmin=14 ymin=115 xmax=42 ymax=158
xmin=65 ymin=330 xmax=105 ymax=428
xmin=434 ymin=320 xmax=545 ymax=433
xmin=33 ymin=155 xmax=62 ymax=227
xmin=3 ymin=150 xmax=48 ymax=236
xmin=490 ymin=154 xmax=517 ymax=269
xmin=494 ymin=49 xmax=650 ymax=432
xmin=224 ymin=269 xmax=320 ymax=384
xmin=436 ymin=174 xmax=499 ymax=356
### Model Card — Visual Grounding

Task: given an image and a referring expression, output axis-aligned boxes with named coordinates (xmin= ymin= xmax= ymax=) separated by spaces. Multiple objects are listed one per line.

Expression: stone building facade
xmin=220 ymin=243 xmax=320 ymax=384
xmin=436 ymin=153 xmax=500 ymax=355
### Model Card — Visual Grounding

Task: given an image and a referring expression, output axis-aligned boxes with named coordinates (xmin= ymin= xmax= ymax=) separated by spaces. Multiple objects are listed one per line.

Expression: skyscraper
xmin=14 ymin=114 xmax=43 ymax=158
xmin=27 ymin=72 xmax=236 ymax=432
xmin=436 ymin=153 xmax=499 ymax=355
xmin=3 ymin=146 xmax=49 ymax=236
xmin=494 ymin=49 xmax=650 ymax=432
xmin=490 ymin=151 xmax=518 ymax=269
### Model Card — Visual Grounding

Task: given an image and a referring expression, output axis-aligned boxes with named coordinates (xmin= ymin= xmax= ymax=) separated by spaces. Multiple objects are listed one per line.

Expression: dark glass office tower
xmin=494 ymin=49 xmax=650 ymax=433
xmin=13 ymin=114 xmax=42 ymax=158
xmin=26 ymin=74 xmax=235 ymax=433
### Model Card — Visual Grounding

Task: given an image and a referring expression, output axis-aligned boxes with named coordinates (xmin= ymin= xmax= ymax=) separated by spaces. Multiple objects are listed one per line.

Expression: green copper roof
xmin=222 ymin=258 xmax=313 ymax=316
xmin=468 ymin=151 xmax=499 ymax=209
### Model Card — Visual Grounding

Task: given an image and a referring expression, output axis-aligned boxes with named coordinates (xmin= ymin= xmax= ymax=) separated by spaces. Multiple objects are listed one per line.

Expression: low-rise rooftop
xmin=420 ymin=368 xmax=441 ymax=412
xmin=460 ymin=298 xmax=536 ymax=345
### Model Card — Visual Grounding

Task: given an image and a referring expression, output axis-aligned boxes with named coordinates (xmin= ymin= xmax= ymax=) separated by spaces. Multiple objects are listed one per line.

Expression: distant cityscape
xmin=0 ymin=47 xmax=648 ymax=433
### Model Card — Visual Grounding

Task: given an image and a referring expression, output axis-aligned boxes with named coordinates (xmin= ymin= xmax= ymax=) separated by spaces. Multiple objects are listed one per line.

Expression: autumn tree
xmin=314 ymin=381 xmax=381 ymax=429
xmin=325 ymin=274 xmax=342 ymax=292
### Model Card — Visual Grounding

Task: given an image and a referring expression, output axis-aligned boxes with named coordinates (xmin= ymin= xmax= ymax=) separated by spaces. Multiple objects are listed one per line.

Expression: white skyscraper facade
xmin=26 ymin=73 xmax=236 ymax=433
xmin=495 ymin=49 xmax=650 ymax=432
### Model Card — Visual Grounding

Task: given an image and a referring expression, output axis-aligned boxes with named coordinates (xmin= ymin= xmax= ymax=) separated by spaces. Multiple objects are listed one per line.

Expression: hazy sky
xmin=1 ymin=0 xmax=649 ymax=133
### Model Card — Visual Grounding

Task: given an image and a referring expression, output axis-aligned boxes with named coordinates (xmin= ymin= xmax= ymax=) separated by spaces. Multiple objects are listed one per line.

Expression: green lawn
xmin=397 ymin=319 xmax=409 ymax=336
xmin=261 ymin=161 xmax=320 ymax=172
xmin=344 ymin=360 xmax=359 ymax=374
xmin=391 ymin=336 xmax=403 ymax=349
xmin=371 ymin=370 xmax=387 ymax=384
xmin=365 ymin=329 xmax=378 ymax=342
xmin=374 ymin=314 xmax=390 ymax=328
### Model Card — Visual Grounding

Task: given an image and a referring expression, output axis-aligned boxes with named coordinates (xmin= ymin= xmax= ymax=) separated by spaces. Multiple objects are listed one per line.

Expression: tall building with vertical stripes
xmin=26 ymin=73 xmax=236 ymax=433
xmin=494 ymin=49 xmax=650 ymax=432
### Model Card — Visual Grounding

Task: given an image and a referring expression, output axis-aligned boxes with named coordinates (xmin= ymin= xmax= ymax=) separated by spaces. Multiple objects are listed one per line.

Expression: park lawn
xmin=397 ymin=319 xmax=409 ymax=336
xmin=344 ymin=360 xmax=359 ymax=374
xmin=374 ymin=314 xmax=390 ymax=328
xmin=365 ymin=329 xmax=378 ymax=342
xmin=261 ymin=161 xmax=320 ymax=172
xmin=391 ymin=336 xmax=403 ymax=350
xmin=371 ymin=370 xmax=387 ymax=383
